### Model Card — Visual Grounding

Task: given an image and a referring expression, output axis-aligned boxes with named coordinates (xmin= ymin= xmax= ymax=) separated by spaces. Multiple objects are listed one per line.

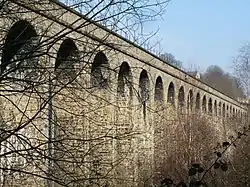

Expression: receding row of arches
xmin=115 ymin=60 xmax=245 ymax=118
xmin=2 ymin=20 xmax=247 ymax=118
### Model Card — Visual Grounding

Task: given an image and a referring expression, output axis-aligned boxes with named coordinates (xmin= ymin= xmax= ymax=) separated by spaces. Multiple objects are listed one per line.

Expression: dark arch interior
xmin=117 ymin=62 xmax=132 ymax=98
xmin=55 ymin=38 xmax=79 ymax=79
xmin=196 ymin=93 xmax=200 ymax=110
xmin=178 ymin=86 xmax=185 ymax=108
xmin=208 ymin=98 xmax=212 ymax=114
xmin=222 ymin=103 xmax=226 ymax=117
xmin=202 ymin=96 xmax=207 ymax=112
xmin=226 ymin=105 xmax=229 ymax=117
xmin=214 ymin=100 xmax=217 ymax=116
xmin=154 ymin=76 xmax=163 ymax=101
xmin=218 ymin=102 xmax=221 ymax=116
xmin=139 ymin=70 xmax=149 ymax=119
xmin=1 ymin=20 xmax=37 ymax=73
xmin=187 ymin=90 xmax=193 ymax=111
xmin=91 ymin=52 xmax=109 ymax=88
xmin=139 ymin=70 xmax=149 ymax=102
xmin=167 ymin=82 xmax=175 ymax=105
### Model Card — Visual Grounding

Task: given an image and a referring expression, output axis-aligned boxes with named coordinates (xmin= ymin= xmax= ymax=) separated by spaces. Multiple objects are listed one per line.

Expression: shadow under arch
xmin=178 ymin=86 xmax=185 ymax=108
xmin=202 ymin=95 xmax=207 ymax=113
xmin=117 ymin=61 xmax=133 ymax=99
xmin=154 ymin=76 xmax=163 ymax=101
xmin=187 ymin=89 xmax=193 ymax=111
xmin=196 ymin=92 xmax=200 ymax=111
xmin=208 ymin=98 xmax=212 ymax=115
xmin=55 ymin=38 xmax=80 ymax=80
xmin=91 ymin=51 xmax=110 ymax=89
xmin=139 ymin=69 xmax=149 ymax=120
xmin=1 ymin=20 xmax=38 ymax=77
xmin=214 ymin=100 xmax=217 ymax=116
xmin=167 ymin=82 xmax=175 ymax=106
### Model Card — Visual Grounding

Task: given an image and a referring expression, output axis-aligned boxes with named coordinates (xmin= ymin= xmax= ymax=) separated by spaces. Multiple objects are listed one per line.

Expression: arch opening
xmin=1 ymin=20 xmax=39 ymax=78
xmin=178 ymin=86 xmax=185 ymax=108
xmin=167 ymin=82 xmax=175 ymax=106
xmin=218 ymin=102 xmax=221 ymax=116
xmin=187 ymin=89 xmax=193 ymax=111
xmin=208 ymin=98 xmax=212 ymax=115
xmin=139 ymin=70 xmax=149 ymax=119
xmin=214 ymin=100 xmax=217 ymax=116
xmin=202 ymin=96 xmax=207 ymax=113
xmin=226 ymin=105 xmax=229 ymax=118
xmin=91 ymin=52 xmax=109 ymax=89
xmin=117 ymin=62 xmax=132 ymax=98
xmin=196 ymin=93 xmax=200 ymax=111
xmin=222 ymin=103 xmax=226 ymax=118
xmin=154 ymin=76 xmax=163 ymax=101
xmin=55 ymin=38 xmax=79 ymax=80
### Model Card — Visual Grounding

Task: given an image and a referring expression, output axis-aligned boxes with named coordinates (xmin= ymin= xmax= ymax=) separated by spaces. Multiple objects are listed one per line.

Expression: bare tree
xmin=202 ymin=65 xmax=245 ymax=99
xmin=159 ymin=53 xmax=183 ymax=69
xmin=233 ymin=42 xmax=250 ymax=98
xmin=0 ymin=0 xmax=169 ymax=186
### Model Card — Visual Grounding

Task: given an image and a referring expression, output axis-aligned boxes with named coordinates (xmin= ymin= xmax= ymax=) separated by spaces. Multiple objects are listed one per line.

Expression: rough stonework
xmin=0 ymin=1 xmax=248 ymax=187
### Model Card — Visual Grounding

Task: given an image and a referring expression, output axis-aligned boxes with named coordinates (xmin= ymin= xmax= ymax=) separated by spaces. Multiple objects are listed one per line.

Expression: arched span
xmin=214 ymin=100 xmax=217 ymax=116
xmin=218 ymin=102 xmax=221 ymax=116
xmin=167 ymin=82 xmax=175 ymax=106
xmin=139 ymin=69 xmax=149 ymax=119
xmin=187 ymin=89 xmax=193 ymax=111
xmin=195 ymin=92 xmax=200 ymax=111
xmin=154 ymin=76 xmax=163 ymax=101
xmin=208 ymin=98 xmax=212 ymax=115
xmin=91 ymin=52 xmax=109 ymax=88
xmin=222 ymin=103 xmax=226 ymax=118
xmin=55 ymin=38 xmax=79 ymax=79
xmin=117 ymin=62 xmax=132 ymax=98
xmin=226 ymin=105 xmax=229 ymax=118
xmin=1 ymin=20 xmax=38 ymax=74
xmin=202 ymin=95 xmax=207 ymax=113
xmin=178 ymin=86 xmax=185 ymax=108
xmin=229 ymin=106 xmax=232 ymax=117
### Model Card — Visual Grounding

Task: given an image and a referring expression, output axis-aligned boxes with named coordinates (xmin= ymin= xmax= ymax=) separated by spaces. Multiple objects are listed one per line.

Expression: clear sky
xmin=149 ymin=0 xmax=250 ymax=73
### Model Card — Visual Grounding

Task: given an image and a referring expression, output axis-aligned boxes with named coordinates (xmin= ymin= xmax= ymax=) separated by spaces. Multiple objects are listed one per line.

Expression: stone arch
xmin=1 ymin=20 xmax=38 ymax=76
xmin=195 ymin=92 xmax=200 ymax=111
xmin=139 ymin=69 xmax=149 ymax=119
xmin=167 ymin=82 xmax=175 ymax=106
xmin=218 ymin=102 xmax=221 ymax=116
xmin=222 ymin=103 xmax=226 ymax=118
xmin=202 ymin=95 xmax=207 ymax=113
xmin=187 ymin=89 xmax=193 ymax=111
xmin=214 ymin=100 xmax=217 ymax=116
xmin=117 ymin=62 xmax=133 ymax=98
xmin=55 ymin=38 xmax=80 ymax=79
xmin=154 ymin=76 xmax=163 ymax=101
xmin=178 ymin=86 xmax=185 ymax=108
xmin=91 ymin=51 xmax=109 ymax=89
xmin=226 ymin=105 xmax=229 ymax=118
xmin=208 ymin=98 xmax=212 ymax=115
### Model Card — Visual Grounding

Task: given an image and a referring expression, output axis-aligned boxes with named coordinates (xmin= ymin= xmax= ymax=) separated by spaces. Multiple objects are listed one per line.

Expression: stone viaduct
xmin=0 ymin=0 xmax=248 ymax=187
xmin=6 ymin=0 xmax=246 ymax=115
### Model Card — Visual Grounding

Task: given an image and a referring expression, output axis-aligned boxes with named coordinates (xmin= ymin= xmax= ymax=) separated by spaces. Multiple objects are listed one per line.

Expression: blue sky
xmin=148 ymin=0 xmax=250 ymax=73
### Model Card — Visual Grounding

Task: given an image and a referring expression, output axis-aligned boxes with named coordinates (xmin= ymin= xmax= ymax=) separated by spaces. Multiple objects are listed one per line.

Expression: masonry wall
xmin=0 ymin=1 xmax=248 ymax=187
